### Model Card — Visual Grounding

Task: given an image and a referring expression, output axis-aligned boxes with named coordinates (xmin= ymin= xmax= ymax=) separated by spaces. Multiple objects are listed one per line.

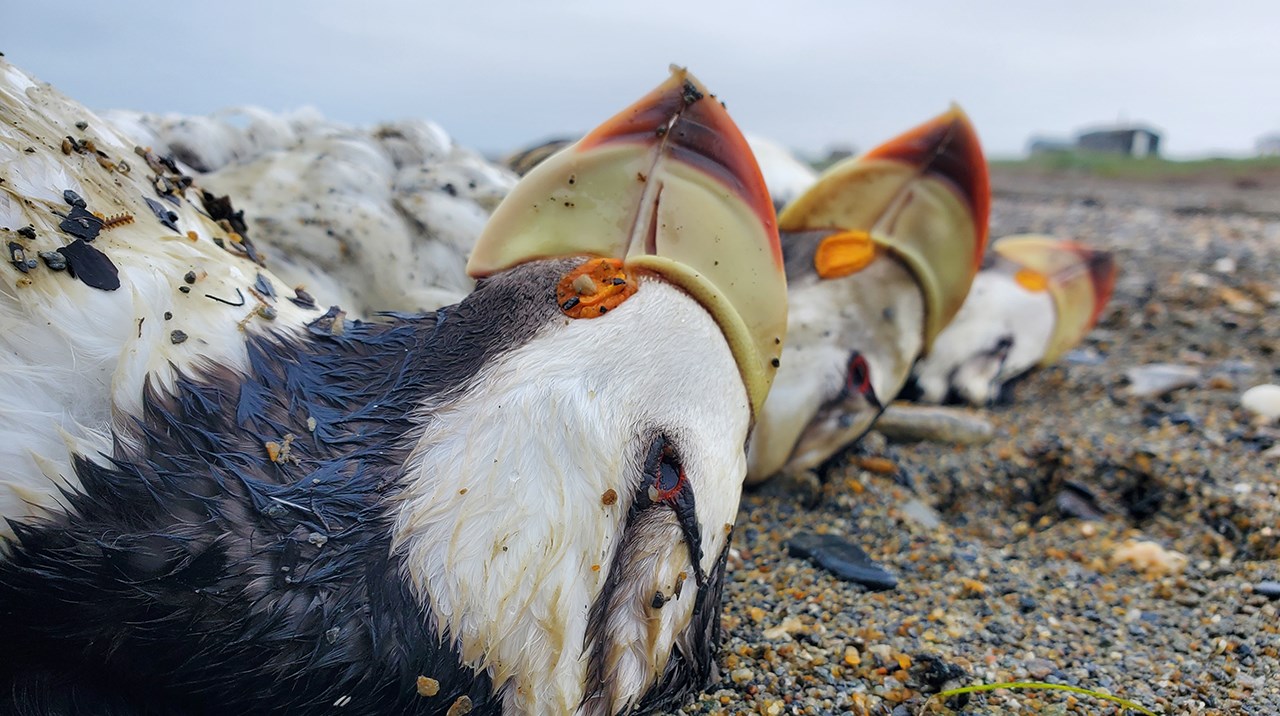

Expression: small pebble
xmin=761 ymin=616 xmax=805 ymax=641
xmin=415 ymin=676 xmax=439 ymax=697
xmin=38 ymin=250 xmax=67 ymax=271
xmin=1111 ymin=539 xmax=1188 ymax=578
xmin=873 ymin=404 xmax=995 ymax=445
xmin=899 ymin=498 xmax=942 ymax=530
xmin=1241 ymin=384 xmax=1280 ymax=422
xmin=1255 ymin=581 xmax=1280 ymax=600
xmin=1207 ymin=374 xmax=1236 ymax=390
xmin=1124 ymin=363 xmax=1200 ymax=398
xmin=445 ymin=695 xmax=472 ymax=716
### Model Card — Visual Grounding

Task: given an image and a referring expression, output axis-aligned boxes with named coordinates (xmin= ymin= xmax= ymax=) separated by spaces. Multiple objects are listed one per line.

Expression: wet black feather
xmin=0 ymin=260 xmax=575 ymax=715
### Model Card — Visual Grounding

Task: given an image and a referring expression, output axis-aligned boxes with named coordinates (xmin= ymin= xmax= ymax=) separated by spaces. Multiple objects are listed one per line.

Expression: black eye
xmin=844 ymin=352 xmax=881 ymax=409
xmin=644 ymin=436 xmax=686 ymax=502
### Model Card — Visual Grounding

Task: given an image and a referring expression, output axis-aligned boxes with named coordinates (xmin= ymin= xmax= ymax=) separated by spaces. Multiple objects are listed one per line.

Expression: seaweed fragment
xmin=57 ymin=239 xmax=120 ymax=291
xmin=144 ymin=197 xmax=180 ymax=231
xmin=59 ymin=206 xmax=104 ymax=240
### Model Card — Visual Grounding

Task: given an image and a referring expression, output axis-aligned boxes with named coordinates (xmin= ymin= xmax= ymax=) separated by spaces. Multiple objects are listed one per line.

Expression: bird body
xmin=0 ymin=61 xmax=784 ymax=715
xmin=0 ymin=61 xmax=323 ymax=530
xmin=749 ymin=233 xmax=923 ymax=477
xmin=747 ymin=107 xmax=990 ymax=483
xmin=907 ymin=235 xmax=1116 ymax=405
xmin=743 ymin=134 xmax=817 ymax=209
xmin=103 ymin=105 xmax=518 ymax=317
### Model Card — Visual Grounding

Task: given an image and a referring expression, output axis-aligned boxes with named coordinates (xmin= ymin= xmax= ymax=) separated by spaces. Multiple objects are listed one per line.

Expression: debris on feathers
xmin=57 ymin=239 xmax=120 ymax=291
xmin=265 ymin=433 xmax=298 ymax=464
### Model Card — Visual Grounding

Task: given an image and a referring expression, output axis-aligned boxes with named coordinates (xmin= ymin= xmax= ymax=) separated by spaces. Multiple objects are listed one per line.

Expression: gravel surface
xmin=682 ymin=171 xmax=1280 ymax=715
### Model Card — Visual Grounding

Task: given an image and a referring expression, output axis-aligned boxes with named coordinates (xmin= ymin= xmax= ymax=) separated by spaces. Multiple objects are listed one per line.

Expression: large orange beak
xmin=993 ymin=235 xmax=1118 ymax=364
xmin=777 ymin=105 xmax=989 ymax=349
xmin=467 ymin=67 xmax=786 ymax=416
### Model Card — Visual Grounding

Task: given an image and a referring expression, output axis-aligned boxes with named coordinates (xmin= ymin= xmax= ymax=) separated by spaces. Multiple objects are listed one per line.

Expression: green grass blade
xmin=918 ymin=681 xmax=1158 ymax=715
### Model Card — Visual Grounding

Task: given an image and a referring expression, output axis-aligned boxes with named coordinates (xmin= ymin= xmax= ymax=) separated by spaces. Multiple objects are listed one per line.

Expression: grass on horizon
xmin=989 ymin=151 xmax=1280 ymax=182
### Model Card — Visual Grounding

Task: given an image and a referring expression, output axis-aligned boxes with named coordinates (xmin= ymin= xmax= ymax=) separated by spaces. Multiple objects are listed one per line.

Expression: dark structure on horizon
xmin=1029 ymin=124 xmax=1162 ymax=158
xmin=1077 ymin=126 xmax=1161 ymax=157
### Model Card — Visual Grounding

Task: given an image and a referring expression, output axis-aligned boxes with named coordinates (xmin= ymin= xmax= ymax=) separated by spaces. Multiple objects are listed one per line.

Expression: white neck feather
xmin=912 ymin=270 xmax=1054 ymax=404
xmin=749 ymin=255 xmax=924 ymax=480
xmin=391 ymin=280 xmax=749 ymax=714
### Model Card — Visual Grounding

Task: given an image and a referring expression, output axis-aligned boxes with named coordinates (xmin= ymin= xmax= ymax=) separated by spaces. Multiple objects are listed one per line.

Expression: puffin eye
xmin=846 ymin=353 xmax=871 ymax=395
xmin=645 ymin=437 xmax=686 ymax=502
xmin=844 ymin=352 xmax=881 ymax=409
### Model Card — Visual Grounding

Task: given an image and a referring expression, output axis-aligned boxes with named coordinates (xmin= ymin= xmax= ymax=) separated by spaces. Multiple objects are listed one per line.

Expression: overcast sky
xmin=4 ymin=1 xmax=1277 ymax=159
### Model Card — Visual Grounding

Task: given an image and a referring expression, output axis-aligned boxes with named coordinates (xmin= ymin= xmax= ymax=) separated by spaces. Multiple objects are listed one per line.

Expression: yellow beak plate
xmin=993 ymin=235 xmax=1118 ymax=364
xmin=467 ymin=67 xmax=786 ymax=416
xmin=778 ymin=105 xmax=990 ymax=350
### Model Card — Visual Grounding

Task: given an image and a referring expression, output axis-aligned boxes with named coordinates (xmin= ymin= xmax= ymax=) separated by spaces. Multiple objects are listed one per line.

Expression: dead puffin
xmin=746 ymin=107 xmax=990 ymax=485
xmin=906 ymin=234 xmax=1117 ymax=405
xmin=0 ymin=60 xmax=786 ymax=715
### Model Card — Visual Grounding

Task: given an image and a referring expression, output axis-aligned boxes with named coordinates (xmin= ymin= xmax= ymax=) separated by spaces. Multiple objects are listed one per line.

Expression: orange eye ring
xmin=646 ymin=441 xmax=686 ymax=502
xmin=652 ymin=467 xmax=685 ymax=502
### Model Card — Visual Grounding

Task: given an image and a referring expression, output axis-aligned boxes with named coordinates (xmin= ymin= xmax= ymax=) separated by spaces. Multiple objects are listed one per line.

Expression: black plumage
xmin=0 ymin=260 xmax=570 ymax=715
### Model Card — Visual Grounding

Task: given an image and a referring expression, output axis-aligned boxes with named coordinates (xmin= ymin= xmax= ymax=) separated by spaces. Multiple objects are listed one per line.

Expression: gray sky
xmin=4 ymin=1 xmax=1277 ymax=159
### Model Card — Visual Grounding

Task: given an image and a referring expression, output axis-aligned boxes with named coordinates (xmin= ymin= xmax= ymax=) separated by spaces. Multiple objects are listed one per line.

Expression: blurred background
xmin=4 ymin=0 xmax=1278 ymax=161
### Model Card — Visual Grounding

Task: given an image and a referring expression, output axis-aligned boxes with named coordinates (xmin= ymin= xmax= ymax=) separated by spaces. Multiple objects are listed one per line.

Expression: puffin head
xmin=991 ymin=235 xmax=1117 ymax=366
xmin=746 ymin=107 xmax=989 ymax=482
xmin=393 ymin=67 xmax=784 ymax=713
xmin=909 ymin=235 xmax=1117 ymax=404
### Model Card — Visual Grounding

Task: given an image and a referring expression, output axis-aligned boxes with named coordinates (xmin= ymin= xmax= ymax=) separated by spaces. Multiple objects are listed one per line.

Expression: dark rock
xmin=912 ymin=653 xmax=967 ymax=690
xmin=786 ymin=531 xmax=897 ymax=590
xmin=38 ymin=250 xmax=67 ymax=271
xmin=1256 ymin=581 xmax=1280 ymax=600
xmin=1018 ymin=595 xmax=1037 ymax=614
xmin=144 ymin=197 xmax=179 ymax=231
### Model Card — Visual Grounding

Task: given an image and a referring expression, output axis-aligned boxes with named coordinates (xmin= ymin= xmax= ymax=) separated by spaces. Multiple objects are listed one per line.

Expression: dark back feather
xmin=0 ymin=260 xmax=572 ymax=715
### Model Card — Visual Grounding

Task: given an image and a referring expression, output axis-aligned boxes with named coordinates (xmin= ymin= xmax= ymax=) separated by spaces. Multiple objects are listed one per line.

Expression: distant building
xmin=1028 ymin=136 xmax=1073 ymax=155
xmin=1257 ymin=133 xmax=1280 ymax=156
xmin=1076 ymin=126 xmax=1161 ymax=157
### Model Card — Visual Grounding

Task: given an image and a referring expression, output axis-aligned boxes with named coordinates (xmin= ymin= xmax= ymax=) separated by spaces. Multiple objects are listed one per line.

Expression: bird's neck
xmin=392 ymin=280 xmax=748 ymax=715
